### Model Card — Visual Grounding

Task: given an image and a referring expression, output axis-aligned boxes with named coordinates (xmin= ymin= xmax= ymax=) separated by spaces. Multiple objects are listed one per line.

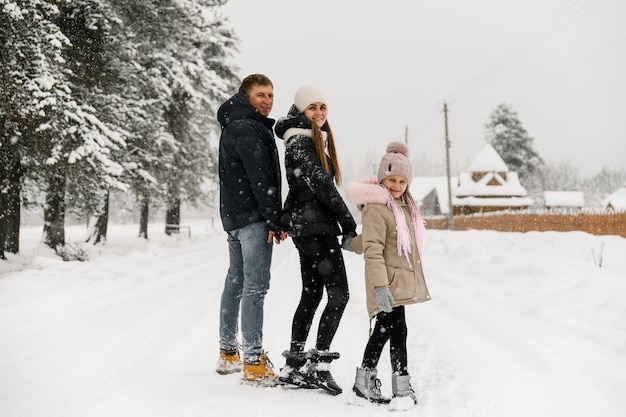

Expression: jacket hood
xmin=217 ymin=91 xmax=275 ymax=130
xmin=345 ymin=177 xmax=390 ymax=207
xmin=274 ymin=104 xmax=312 ymax=140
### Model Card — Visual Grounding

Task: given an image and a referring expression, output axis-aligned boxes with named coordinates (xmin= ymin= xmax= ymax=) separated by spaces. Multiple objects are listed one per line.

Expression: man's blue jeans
xmin=219 ymin=221 xmax=273 ymax=363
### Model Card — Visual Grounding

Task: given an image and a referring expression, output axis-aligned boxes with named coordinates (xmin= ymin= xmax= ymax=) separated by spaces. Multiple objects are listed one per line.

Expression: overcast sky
xmin=221 ymin=0 xmax=626 ymax=178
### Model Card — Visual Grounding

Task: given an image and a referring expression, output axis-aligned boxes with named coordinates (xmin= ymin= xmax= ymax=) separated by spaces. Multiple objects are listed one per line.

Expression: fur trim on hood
xmin=345 ymin=176 xmax=388 ymax=208
xmin=346 ymin=176 xmax=428 ymax=260
xmin=283 ymin=127 xmax=327 ymax=144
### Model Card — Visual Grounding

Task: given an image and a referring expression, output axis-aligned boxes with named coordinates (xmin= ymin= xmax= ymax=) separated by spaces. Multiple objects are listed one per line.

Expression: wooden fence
xmin=426 ymin=210 xmax=626 ymax=238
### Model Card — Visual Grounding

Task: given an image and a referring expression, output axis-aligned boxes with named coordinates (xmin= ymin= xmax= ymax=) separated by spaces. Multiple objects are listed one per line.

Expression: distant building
xmin=410 ymin=176 xmax=457 ymax=216
xmin=453 ymin=144 xmax=533 ymax=215
xmin=602 ymin=186 xmax=626 ymax=211
xmin=543 ymin=191 xmax=585 ymax=210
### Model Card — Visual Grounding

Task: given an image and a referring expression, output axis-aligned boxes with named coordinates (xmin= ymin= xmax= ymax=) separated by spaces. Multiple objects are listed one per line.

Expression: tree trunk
xmin=165 ymin=198 xmax=181 ymax=235
xmin=43 ymin=172 xmax=66 ymax=249
xmin=0 ymin=131 xmax=20 ymax=259
xmin=139 ymin=194 xmax=149 ymax=239
xmin=0 ymin=134 xmax=6 ymax=259
xmin=0 ymin=191 xmax=6 ymax=260
xmin=4 ymin=153 xmax=21 ymax=253
xmin=86 ymin=191 xmax=109 ymax=244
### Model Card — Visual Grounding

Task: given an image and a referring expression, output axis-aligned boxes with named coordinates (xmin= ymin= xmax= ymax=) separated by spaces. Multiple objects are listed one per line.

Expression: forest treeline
xmin=0 ymin=0 xmax=239 ymax=259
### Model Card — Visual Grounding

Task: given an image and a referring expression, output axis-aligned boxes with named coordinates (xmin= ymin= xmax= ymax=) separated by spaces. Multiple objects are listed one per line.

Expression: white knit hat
xmin=377 ymin=141 xmax=413 ymax=186
xmin=294 ymin=86 xmax=328 ymax=112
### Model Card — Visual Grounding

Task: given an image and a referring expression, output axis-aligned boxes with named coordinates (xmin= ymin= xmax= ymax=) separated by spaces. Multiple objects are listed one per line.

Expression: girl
xmin=345 ymin=141 xmax=431 ymax=409
xmin=274 ymin=86 xmax=357 ymax=395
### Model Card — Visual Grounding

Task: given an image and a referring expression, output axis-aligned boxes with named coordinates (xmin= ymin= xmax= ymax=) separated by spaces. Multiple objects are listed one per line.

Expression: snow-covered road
xmin=1 ymin=224 xmax=625 ymax=416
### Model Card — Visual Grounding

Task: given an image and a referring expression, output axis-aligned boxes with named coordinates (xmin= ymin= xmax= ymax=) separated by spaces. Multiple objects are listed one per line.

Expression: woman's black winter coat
xmin=275 ymin=105 xmax=356 ymax=239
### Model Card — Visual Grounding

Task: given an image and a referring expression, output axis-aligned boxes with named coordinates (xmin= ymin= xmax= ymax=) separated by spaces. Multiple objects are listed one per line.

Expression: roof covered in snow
xmin=602 ymin=187 xmax=626 ymax=210
xmin=451 ymin=143 xmax=533 ymax=207
xmin=468 ymin=143 xmax=509 ymax=172
xmin=456 ymin=171 xmax=529 ymax=197
xmin=544 ymin=191 xmax=585 ymax=208
xmin=410 ymin=143 xmax=539 ymax=211
xmin=452 ymin=196 xmax=534 ymax=207
xmin=410 ymin=176 xmax=458 ymax=215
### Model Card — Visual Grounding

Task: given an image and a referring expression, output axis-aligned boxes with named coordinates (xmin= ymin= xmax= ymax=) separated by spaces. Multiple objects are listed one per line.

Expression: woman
xmin=274 ymin=86 xmax=357 ymax=395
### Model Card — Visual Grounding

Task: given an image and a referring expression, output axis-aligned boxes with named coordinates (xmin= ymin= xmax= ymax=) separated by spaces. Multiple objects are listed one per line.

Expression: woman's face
xmin=303 ymin=102 xmax=328 ymax=128
xmin=383 ymin=175 xmax=408 ymax=199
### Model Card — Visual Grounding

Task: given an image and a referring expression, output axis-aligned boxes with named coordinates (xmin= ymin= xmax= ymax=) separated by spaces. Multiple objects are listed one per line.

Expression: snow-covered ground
xmin=1 ymin=221 xmax=625 ymax=417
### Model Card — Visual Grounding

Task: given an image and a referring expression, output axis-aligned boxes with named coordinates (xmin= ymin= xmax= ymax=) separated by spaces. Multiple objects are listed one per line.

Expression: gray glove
xmin=341 ymin=236 xmax=354 ymax=252
xmin=375 ymin=287 xmax=395 ymax=313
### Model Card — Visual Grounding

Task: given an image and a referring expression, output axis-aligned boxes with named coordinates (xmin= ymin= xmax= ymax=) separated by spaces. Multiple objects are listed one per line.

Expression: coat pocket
xmin=387 ymin=266 xmax=418 ymax=303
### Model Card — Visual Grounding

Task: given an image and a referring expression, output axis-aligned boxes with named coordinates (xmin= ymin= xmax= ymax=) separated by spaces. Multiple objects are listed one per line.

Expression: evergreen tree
xmin=1 ymin=0 xmax=126 ymax=251
xmin=1 ymin=0 xmax=238 ymax=254
xmin=56 ymin=0 xmax=130 ymax=217
xmin=102 ymin=0 xmax=238 ymax=238
xmin=484 ymin=103 xmax=544 ymax=181
xmin=55 ymin=0 xmax=138 ymax=243
xmin=1 ymin=0 xmax=62 ymax=256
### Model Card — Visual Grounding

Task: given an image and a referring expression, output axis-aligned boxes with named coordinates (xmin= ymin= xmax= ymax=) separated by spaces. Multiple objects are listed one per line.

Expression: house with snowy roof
xmin=452 ymin=143 xmax=533 ymax=215
xmin=410 ymin=176 xmax=458 ymax=216
xmin=543 ymin=191 xmax=585 ymax=210
xmin=602 ymin=186 xmax=626 ymax=211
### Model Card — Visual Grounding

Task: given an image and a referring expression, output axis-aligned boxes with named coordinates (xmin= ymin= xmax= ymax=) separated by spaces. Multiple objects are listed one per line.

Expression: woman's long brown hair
xmin=310 ymin=122 xmax=342 ymax=185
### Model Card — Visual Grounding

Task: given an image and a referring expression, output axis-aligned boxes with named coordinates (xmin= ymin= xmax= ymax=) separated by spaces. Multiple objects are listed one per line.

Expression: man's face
xmin=246 ymin=84 xmax=274 ymax=117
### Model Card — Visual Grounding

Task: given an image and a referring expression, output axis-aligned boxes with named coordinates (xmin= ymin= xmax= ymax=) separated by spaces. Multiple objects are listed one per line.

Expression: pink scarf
xmin=386 ymin=189 xmax=427 ymax=267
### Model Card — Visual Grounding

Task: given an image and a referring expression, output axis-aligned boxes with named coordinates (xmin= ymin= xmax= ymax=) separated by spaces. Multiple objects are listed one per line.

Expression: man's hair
xmin=239 ymin=74 xmax=273 ymax=95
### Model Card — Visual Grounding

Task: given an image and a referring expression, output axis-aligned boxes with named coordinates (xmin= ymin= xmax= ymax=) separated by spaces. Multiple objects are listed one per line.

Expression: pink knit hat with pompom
xmin=377 ymin=141 xmax=413 ymax=185
xmin=376 ymin=141 xmax=426 ymax=261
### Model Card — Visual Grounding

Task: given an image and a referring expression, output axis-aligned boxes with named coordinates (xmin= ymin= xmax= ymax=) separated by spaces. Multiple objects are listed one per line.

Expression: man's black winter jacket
xmin=217 ymin=92 xmax=283 ymax=232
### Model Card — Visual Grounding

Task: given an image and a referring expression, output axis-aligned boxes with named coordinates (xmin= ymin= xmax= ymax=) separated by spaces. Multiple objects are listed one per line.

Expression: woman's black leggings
xmin=361 ymin=306 xmax=408 ymax=375
xmin=290 ymin=235 xmax=349 ymax=352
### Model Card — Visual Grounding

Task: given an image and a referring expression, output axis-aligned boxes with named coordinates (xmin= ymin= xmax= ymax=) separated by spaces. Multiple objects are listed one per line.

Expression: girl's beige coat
xmin=347 ymin=181 xmax=431 ymax=318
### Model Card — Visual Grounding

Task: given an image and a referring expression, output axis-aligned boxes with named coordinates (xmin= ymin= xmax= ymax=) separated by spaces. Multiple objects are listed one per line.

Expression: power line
xmin=445 ymin=0 xmax=605 ymax=102
xmin=411 ymin=0 xmax=618 ymax=161
xmin=515 ymin=33 xmax=626 ymax=101
xmin=484 ymin=0 xmax=605 ymax=84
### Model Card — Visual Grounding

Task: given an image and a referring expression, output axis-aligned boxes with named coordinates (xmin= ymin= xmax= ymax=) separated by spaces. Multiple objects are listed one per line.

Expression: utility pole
xmin=404 ymin=126 xmax=408 ymax=144
xmin=443 ymin=102 xmax=454 ymax=230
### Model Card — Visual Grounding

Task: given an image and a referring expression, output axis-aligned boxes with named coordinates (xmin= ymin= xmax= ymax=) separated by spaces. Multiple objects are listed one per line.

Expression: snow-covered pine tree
xmin=1 ymin=0 xmax=64 ymax=256
xmin=2 ymin=0 xmax=238 ymax=252
xmin=1 ymin=0 xmax=126 ymax=251
xmin=56 ymin=0 xmax=130 ymax=244
xmin=100 ymin=0 xmax=239 ymax=239
xmin=484 ymin=103 xmax=544 ymax=180
xmin=484 ymin=103 xmax=545 ymax=206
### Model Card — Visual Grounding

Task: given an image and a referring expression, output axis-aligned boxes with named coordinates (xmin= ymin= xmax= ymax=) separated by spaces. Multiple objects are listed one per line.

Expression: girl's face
xmin=303 ymin=102 xmax=328 ymax=128
xmin=383 ymin=175 xmax=408 ymax=199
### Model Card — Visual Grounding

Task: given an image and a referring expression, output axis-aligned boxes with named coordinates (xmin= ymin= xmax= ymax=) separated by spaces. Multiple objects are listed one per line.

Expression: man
xmin=216 ymin=74 xmax=285 ymax=385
